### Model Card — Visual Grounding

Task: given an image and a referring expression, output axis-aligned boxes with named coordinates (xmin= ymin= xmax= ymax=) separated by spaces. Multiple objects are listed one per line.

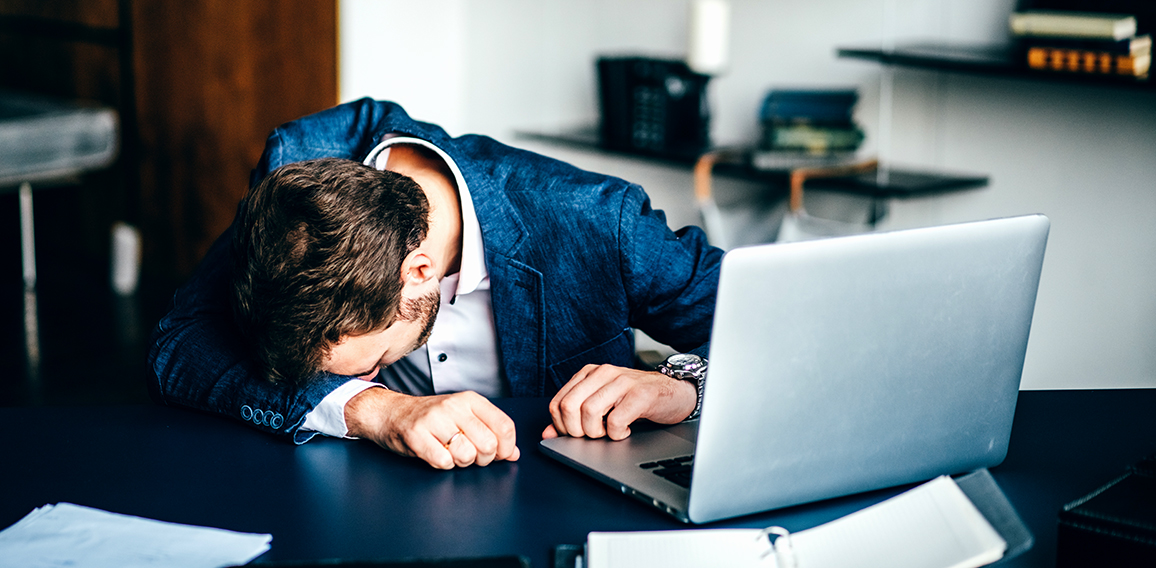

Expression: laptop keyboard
xmin=640 ymin=455 xmax=694 ymax=488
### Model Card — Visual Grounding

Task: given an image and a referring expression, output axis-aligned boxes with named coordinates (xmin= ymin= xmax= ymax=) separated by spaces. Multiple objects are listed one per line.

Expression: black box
xmin=1057 ymin=453 xmax=1156 ymax=568
xmin=597 ymin=57 xmax=710 ymax=160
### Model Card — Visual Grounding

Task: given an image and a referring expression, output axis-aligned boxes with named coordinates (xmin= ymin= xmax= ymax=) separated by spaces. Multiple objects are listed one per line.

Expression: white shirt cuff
xmin=301 ymin=379 xmax=384 ymax=438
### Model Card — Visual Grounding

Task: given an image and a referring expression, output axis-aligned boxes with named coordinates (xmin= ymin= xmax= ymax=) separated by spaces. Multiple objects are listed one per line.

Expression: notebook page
xmin=586 ymin=529 xmax=774 ymax=568
xmin=790 ymin=476 xmax=1006 ymax=568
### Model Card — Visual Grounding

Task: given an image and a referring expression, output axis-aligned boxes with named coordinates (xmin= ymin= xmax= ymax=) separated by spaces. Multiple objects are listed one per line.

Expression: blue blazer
xmin=149 ymin=99 xmax=722 ymax=442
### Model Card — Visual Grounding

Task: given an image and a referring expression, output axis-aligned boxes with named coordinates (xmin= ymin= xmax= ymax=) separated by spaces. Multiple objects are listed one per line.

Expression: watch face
xmin=665 ymin=353 xmax=706 ymax=372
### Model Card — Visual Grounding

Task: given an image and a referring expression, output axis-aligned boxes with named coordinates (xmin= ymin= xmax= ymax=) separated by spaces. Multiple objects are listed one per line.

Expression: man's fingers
xmin=549 ymin=364 xmax=697 ymax=441
xmin=578 ymin=377 xmax=632 ymax=439
xmin=407 ymin=430 xmax=456 ymax=470
xmin=382 ymin=392 xmax=518 ymax=469
xmin=468 ymin=395 xmax=519 ymax=462
xmin=548 ymin=364 xmax=595 ymax=438
xmin=554 ymin=365 xmax=615 ymax=438
xmin=454 ymin=413 xmax=500 ymax=467
xmin=429 ymin=393 xmax=516 ymax=467
xmin=604 ymin=389 xmax=650 ymax=440
xmin=445 ymin=430 xmax=480 ymax=468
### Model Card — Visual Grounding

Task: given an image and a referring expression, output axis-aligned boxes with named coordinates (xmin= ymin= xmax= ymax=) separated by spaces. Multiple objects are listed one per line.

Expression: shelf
xmin=516 ymin=129 xmax=989 ymax=199
xmin=516 ymin=127 xmax=703 ymax=166
xmin=838 ymin=42 xmax=1154 ymax=91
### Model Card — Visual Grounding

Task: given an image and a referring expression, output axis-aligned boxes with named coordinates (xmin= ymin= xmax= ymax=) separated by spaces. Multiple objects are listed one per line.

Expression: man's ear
xmin=400 ymin=250 xmax=436 ymax=287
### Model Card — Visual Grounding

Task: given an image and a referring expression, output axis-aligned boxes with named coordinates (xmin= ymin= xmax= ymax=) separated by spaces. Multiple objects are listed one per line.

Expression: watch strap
xmin=657 ymin=354 xmax=707 ymax=421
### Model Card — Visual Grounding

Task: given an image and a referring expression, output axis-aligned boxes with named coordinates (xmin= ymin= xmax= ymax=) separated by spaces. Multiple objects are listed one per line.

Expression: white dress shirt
xmin=301 ymin=136 xmax=503 ymax=437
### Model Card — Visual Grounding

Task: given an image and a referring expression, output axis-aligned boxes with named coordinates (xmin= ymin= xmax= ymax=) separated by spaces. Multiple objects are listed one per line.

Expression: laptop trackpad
xmin=540 ymin=424 xmax=697 ymax=474
xmin=627 ymin=419 xmax=698 ymax=443
xmin=659 ymin=420 xmax=698 ymax=443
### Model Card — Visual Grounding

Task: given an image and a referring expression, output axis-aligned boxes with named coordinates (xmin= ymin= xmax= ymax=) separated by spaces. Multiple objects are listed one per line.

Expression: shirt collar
xmin=363 ymin=135 xmax=488 ymax=298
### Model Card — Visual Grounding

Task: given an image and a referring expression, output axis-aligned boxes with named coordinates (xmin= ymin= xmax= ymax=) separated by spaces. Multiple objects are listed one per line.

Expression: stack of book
xmin=1010 ymin=10 xmax=1150 ymax=78
xmin=752 ymin=89 xmax=864 ymax=171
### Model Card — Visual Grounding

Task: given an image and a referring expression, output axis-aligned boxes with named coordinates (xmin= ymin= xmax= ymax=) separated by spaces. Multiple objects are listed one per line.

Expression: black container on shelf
xmin=597 ymin=57 xmax=710 ymax=161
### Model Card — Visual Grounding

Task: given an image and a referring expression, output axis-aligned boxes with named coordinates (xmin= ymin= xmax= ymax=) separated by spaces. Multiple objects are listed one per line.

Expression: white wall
xmin=339 ymin=0 xmax=1156 ymax=390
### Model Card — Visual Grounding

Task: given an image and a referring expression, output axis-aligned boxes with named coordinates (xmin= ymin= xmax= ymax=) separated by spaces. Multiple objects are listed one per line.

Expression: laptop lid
xmin=541 ymin=215 xmax=1050 ymax=524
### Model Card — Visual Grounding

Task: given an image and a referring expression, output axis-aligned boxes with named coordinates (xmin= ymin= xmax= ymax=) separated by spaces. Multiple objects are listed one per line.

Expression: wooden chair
xmin=694 ymin=149 xmax=879 ymax=246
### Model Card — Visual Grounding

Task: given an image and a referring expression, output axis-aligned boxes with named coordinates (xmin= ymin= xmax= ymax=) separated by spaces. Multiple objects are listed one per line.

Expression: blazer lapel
xmin=487 ymin=257 xmax=545 ymax=397
xmin=457 ymin=154 xmax=546 ymax=397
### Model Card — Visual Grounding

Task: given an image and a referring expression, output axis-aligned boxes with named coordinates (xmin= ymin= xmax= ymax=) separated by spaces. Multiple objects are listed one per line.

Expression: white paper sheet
xmin=0 ymin=503 xmax=272 ymax=568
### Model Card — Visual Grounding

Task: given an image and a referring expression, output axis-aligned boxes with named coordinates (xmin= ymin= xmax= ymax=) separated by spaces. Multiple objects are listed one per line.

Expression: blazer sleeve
xmin=148 ymin=98 xmax=414 ymax=442
xmin=618 ymin=184 xmax=722 ymax=359
xmin=249 ymin=98 xmax=431 ymax=186
xmin=147 ymin=227 xmax=353 ymax=443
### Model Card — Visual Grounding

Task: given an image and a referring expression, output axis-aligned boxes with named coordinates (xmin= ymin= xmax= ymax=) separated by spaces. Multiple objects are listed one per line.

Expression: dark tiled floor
xmin=0 ymin=189 xmax=175 ymax=408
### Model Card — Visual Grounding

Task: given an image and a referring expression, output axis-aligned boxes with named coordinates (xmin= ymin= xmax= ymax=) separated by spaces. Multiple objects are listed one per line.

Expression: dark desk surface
xmin=2 ymin=389 xmax=1153 ymax=568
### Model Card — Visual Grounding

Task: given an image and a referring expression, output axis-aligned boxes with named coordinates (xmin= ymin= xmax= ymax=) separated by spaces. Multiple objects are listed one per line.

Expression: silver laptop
xmin=539 ymin=214 xmax=1050 ymax=524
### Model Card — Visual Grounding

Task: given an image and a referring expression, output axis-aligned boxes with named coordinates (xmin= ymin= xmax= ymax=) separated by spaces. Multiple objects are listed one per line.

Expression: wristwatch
xmin=657 ymin=353 xmax=708 ymax=421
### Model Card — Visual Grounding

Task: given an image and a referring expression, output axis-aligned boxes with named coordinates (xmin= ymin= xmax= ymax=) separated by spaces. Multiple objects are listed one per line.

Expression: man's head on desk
xmin=221 ymin=154 xmax=523 ymax=471
xmin=229 ymin=157 xmax=433 ymax=385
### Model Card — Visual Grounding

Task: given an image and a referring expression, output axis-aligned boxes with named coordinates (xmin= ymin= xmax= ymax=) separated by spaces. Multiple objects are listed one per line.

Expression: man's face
xmin=320 ymin=287 xmax=440 ymax=379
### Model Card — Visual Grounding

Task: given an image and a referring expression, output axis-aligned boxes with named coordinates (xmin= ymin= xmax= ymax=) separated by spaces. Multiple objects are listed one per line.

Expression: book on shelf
xmin=762 ymin=124 xmax=865 ymax=154
xmin=1026 ymin=46 xmax=1150 ymax=77
xmin=1010 ymin=10 xmax=1138 ymax=41
xmin=1009 ymin=7 xmax=1151 ymax=79
xmin=1022 ymin=34 xmax=1151 ymax=56
xmin=583 ymin=475 xmax=1007 ymax=568
xmin=760 ymin=89 xmax=858 ymax=124
xmin=749 ymin=150 xmax=861 ymax=172
xmin=758 ymin=88 xmax=864 ymax=163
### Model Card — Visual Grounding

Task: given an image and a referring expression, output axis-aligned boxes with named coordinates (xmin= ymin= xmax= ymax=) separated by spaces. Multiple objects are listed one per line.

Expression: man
xmin=149 ymin=99 xmax=721 ymax=470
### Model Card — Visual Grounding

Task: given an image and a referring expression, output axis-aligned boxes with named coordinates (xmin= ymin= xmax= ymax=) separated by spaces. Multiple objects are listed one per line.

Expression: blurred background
xmin=0 ymin=0 xmax=1152 ymax=408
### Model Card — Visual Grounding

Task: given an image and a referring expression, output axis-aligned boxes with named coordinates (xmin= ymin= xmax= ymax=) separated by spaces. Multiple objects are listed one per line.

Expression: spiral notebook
xmin=584 ymin=475 xmax=1008 ymax=568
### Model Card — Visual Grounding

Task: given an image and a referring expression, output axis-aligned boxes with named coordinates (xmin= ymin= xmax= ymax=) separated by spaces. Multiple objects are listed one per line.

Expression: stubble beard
xmin=398 ymin=287 xmax=440 ymax=354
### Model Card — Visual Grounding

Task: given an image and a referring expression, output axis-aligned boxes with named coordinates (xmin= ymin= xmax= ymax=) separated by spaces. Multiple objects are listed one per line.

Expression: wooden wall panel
xmin=0 ymin=37 xmax=121 ymax=101
xmin=1 ymin=0 xmax=337 ymax=284
xmin=130 ymin=0 xmax=337 ymax=279
xmin=0 ymin=0 xmax=119 ymax=28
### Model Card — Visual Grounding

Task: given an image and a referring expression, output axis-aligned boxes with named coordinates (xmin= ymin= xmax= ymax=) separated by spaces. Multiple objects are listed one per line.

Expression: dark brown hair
xmin=230 ymin=157 xmax=429 ymax=384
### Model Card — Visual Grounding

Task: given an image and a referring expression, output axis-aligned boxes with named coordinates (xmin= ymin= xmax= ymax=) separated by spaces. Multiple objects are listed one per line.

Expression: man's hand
xmin=542 ymin=364 xmax=697 ymax=441
xmin=345 ymin=388 xmax=520 ymax=469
